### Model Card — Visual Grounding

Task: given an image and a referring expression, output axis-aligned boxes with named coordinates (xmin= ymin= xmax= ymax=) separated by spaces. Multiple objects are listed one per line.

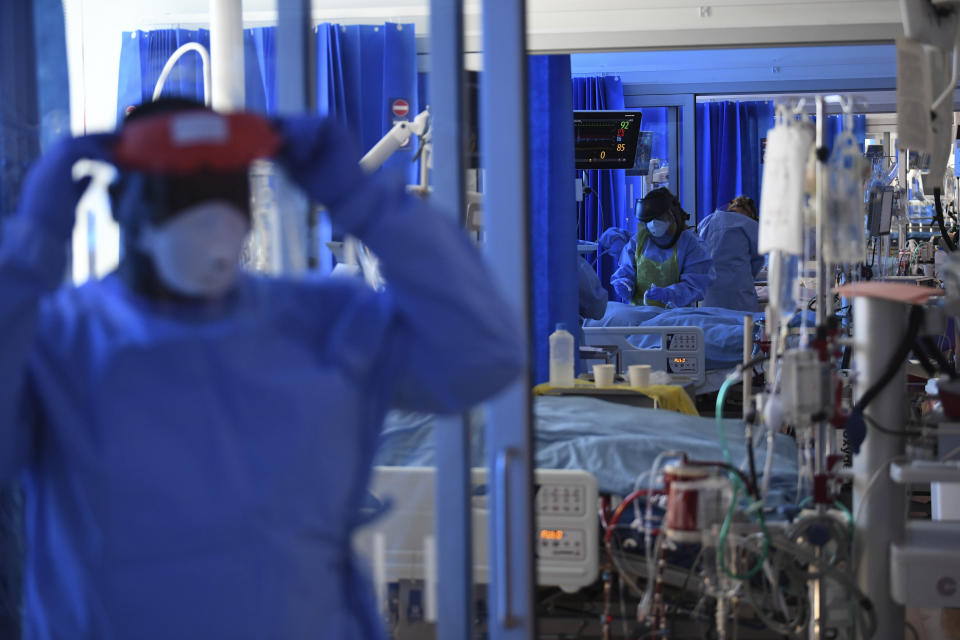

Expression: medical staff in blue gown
xmin=610 ymin=187 xmax=714 ymax=308
xmin=0 ymin=99 xmax=523 ymax=640
xmin=698 ymin=195 xmax=765 ymax=312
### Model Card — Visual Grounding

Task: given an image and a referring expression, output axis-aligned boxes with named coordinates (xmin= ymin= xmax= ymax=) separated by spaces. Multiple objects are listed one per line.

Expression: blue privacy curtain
xmin=116 ymin=24 xmax=418 ymax=183
xmin=116 ymin=28 xmax=267 ymax=123
xmin=696 ymin=100 xmax=775 ymax=222
xmin=696 ymin=101 xmax=867 ymax=222
xmin=0 ymin=0 xmax=49 ymax=634
xmin=573 ymin=75 xmax=626 ymax=299
xmin=820 ymin=113 xmax=867 ymax=156
xmin=315 ymin=23 xmax=419 ymax=184
xmin=530 ymin=55 xmax=578 ymax=384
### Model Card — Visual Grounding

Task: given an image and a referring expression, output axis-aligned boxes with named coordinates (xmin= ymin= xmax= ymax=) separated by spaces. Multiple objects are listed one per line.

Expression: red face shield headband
xmin=113 ymin=111 xmax=281 ymax=174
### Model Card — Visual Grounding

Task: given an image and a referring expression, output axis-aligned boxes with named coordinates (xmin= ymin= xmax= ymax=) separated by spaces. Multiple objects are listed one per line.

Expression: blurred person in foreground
xmin=0 ymin=99 xmax=523 ymax=639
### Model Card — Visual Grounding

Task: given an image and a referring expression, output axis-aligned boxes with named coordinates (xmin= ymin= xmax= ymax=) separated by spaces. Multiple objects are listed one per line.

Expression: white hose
xmin=639 ymin=450 xmax=684 ymax=619
xmin=761 ymin=428 xmax=776 ymax=502
xmin=152 ymin=42 xmax=212 ymax=106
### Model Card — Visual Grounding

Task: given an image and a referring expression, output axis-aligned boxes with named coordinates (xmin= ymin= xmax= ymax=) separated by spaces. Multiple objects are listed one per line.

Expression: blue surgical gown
xmin=697 ymin=210 xmax=765 ymax=312
xmin=609 ymin=229 xmax=714 ymax=307
xmin=577 ymin=257 xmax=608 ymax=320
xmin=0 ymin=174 xmax=523 ymax=640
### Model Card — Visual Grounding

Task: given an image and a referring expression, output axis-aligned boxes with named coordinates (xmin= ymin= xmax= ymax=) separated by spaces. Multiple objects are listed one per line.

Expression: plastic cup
xmin=628 ymin=364 xmax=651 ymax=388
xmin=593 ymin=364 xmax=616 ymax=388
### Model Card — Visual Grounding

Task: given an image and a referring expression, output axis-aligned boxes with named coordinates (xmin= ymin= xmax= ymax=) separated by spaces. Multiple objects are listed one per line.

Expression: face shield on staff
xmin=110 ymin=100 xmax=280 ymax=300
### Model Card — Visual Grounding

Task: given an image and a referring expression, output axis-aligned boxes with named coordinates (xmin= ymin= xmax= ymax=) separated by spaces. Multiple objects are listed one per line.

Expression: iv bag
xmin=759 ymin=123 xmax=814 ymax=255
xmin=822 ymin=131 xmax=868 ymax=264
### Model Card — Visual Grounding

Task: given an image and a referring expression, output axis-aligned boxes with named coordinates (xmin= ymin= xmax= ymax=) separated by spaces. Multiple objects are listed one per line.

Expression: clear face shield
xmin=112 ymin=109 xmax=281 ymax=299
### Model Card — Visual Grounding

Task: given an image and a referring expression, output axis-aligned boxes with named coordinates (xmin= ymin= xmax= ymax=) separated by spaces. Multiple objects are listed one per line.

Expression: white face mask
xmin=138 ymin=202 xmax=250 ymax=299
xmin=646 ymin=218 xmax=671 ymax=238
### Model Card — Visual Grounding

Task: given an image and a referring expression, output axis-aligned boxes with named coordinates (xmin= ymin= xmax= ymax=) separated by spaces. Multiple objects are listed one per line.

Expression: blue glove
xmin=599 ymin=227 xmax=631 ymax=257
xmin=272 ymin=116 xmax=367 ymax=216
xmin=642 ymin=285 xmax=674 ymax=307
xmin=15 ymin=134 xmax=115 ymax=241
xmin=612 ymin=278 xmax=633 ymax=303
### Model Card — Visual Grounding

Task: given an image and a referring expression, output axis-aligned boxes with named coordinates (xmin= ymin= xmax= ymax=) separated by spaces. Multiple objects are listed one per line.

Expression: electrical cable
xmin=853 ymin=304 xmax=925 ymax=415
xmin=934 ymin=188 xmax=957 ymax=252
xmin=919 ymin=335 xmax=958 ymax=379
xmin=905 ymin=620 xmax=920 ymax=640
xmin=913 ymin=340 xmax=940 ymax=379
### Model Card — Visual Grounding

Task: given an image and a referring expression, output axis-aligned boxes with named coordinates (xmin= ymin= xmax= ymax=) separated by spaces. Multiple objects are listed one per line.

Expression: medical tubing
xmin=770 ymin=535 xmax=878 ymax=639
xmin=714 ymin=379 xmax=772 ymax=578
xmin=152 ymin=43 xmax=212 ymax=106
xmin=715 ymin=374 xmax=738 ymax=465
xmin=643 ymin=451 xmax=685 ymax=610
xmin=853 ymin=305 xmax=924 ymax=415
xmin=853 ymin=456 xmax=907 ymax=527
xmin=761 ymin=428 xmax=776 ymax=503
xmin=630 ymin=470 xmax=653 ymax=524
xmin=935 ymin=188 xmax=957 ymax=252
xmin=605 ymin=489 xmax=665 ymax=544
xmin=684 ymin=460 xmax=756 ymax=500
xmin=716 ymin=481 xmax=770 ymax=580
xmin=605 ymin=542 xmax=647 ymax=602
xmin=746 ymin=424 xmax=759 ymax=501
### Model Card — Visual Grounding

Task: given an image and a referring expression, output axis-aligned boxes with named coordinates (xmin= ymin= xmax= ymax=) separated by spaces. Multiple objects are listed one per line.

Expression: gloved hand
xmin=272 ymin=116 xmax=367 ymax=213
xmin=642 ymin=285 xmax=675 ymax=308
xmin=598 ymin=227 xmax=632 ymax=257
xmin=612 ymin=278 xmax=633 ymax=303
xmin=15 ymin=134 xmax=115 ymax=241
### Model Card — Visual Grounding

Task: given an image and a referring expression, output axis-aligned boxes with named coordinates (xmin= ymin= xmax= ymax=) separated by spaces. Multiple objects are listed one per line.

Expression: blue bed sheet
xmin=585 ymin=303 xmax=819 ymax=369
xmin=585 ymin=302 xmax=757 ymax=368
xmin=373 ymin=396 xmax=798 ymax=505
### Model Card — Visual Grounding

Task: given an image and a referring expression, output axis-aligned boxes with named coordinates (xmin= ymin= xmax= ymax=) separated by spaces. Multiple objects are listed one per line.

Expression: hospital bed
xmin=582 ymin=303 xmax=821 ymax=396
xmin=353 ymin=396 xmax=799 ymax=632
xmin=584 ymin=302 xmax=762 ymax=395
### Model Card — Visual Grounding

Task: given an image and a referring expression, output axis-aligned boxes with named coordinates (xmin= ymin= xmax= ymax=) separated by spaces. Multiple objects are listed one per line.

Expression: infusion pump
xmin=353 ymin=466 xmax=599 ymax=617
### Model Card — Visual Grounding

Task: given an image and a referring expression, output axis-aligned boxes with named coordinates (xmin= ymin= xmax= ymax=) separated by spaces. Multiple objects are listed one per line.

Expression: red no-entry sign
xmin=391 ymin=99 xmax=410 ymax=118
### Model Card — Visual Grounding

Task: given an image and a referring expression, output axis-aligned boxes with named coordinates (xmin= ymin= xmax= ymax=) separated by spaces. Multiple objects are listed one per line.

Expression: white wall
xmin=64 ymin=0 xmax=904 ymax=134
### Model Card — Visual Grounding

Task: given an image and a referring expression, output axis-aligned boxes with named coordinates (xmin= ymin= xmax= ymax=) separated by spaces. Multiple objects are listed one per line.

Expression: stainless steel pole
xmin=852 ymin=296 xmax=908 ymax=639
xmin=430 ymin=0 xmax=475 ymax=638
xmin=481 ymin=0 xmax=535 ymax=638
xmin=815 ymin=95 xmax=827 ymax=328
xmin=209 ymin=0 xmax=245 ymax=111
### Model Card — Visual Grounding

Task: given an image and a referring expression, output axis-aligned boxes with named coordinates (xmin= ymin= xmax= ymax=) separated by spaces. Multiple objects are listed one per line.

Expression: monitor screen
xmin=868 ymin=186 xmax=895 ymax=236
xmin=574 ymin=111 xmax=642 ymax=169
